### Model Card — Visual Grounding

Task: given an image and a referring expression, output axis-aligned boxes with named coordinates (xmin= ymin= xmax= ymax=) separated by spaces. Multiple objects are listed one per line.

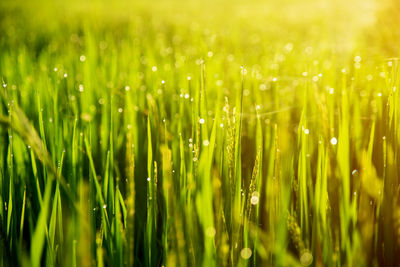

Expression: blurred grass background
xmin=1 ymin=0 xmax=400 ymax=266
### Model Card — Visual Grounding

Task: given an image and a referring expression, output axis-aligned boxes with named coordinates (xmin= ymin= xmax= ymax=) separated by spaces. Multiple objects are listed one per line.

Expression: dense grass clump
xmin=0 ymin=0 xmax=399 ymax=266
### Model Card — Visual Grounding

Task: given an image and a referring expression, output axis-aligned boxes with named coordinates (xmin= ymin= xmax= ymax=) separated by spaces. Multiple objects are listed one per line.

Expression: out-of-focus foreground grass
xmin=0 ymin=0 xmax=399 ymax=266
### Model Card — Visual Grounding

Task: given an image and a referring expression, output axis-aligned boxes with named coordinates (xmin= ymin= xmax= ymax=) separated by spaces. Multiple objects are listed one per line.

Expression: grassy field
xmin=0 ymin=0 xmax=399 ymax=266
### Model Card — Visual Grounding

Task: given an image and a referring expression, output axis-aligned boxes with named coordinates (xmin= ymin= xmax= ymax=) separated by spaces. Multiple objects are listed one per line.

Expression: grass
xmin=0 ymin=0 xmax=399 ymax=266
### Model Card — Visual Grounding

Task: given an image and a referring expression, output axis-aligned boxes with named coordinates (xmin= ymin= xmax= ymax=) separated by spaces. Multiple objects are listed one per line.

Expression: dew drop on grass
xmin=103 ymin=204 xmax=107 ymax=209
xmin=304 ymin=129 xmax=310 ymax=135
xmin=184 ymin=93 xmax=189 ymax=99
xmin=285 ymin=43 xmax=293 ymax=52
xmin=64 ymin=73 xmax=68 ymax=78
xmin=259 ymin=84 xmax=267 ymax=91
xmin=240 ymin=248 xmax=252 ymax=259
xmin=118 ymin=108 xmax=123 ymax=113
xmin=206 ymin=227 xmax=216 ymax=237
xmin=300 ymin=250 xmax=313 ymax=266
xmin=147 ymin=177 xmax=150 ymax=182
xmin=80 ymin=55 xmax=86 ymax=62
xmin=203 ymin=140 xmax=210 ymax=146
xmin=152 ymin=66 xmax=157 ymax=72
xmin=330 ymin=137 xmax=338 ymax=145
xmin=251 ymin=192 xmax=259 ymax=205
xmin=125 ymin=85 xmax=130 ymax=91
xmin=199 ymin=118 xmax=205 ymax=124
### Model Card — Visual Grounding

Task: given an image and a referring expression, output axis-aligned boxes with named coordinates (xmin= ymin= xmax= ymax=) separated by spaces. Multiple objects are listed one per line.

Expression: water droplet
xmin=330 ymin=137 xmax=338 ymax=145
xmin=199 ymin=118 xmax=205 ymax=124
xmin=300 ymin=250 xmax=313 ymax=266
xmin=80 ymin=55 xmax=86 ymax=62
xmin=354 ymin=56 xmax=362 ymax=63
xmin=203 ymin=140 xmax=210 ymax=146
xmin=103 ymin=204 xmax=107 ymax=209
xmin=251 ymin=192 xmax=259 ymax=205
xmin=304 ymin=129 xmax=310 ymax=135
xmin=152 ymin=66 xmax=157 ymax=72
xmin=285 ymin=43 xmax=293 ymax=52
xmin=240 ymin=248 xmax=252 ymax=259
xmin=206 ymin=227 xmax=216 ymax=237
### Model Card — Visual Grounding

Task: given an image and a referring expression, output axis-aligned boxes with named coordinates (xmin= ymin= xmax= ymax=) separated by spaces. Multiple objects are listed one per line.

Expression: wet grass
xmin=0 ymin=0 xmax=399 ymax=266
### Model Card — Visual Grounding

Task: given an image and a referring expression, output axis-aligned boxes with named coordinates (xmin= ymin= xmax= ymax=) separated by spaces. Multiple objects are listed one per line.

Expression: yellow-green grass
xmin=0 ymin=0 xmax=399 ymax=266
